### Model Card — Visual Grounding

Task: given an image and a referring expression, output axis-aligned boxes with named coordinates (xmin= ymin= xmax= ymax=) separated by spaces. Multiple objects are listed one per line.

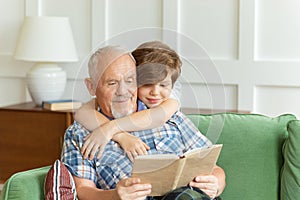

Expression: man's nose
xmin=116 ymin=81 xmax=127 ymax=95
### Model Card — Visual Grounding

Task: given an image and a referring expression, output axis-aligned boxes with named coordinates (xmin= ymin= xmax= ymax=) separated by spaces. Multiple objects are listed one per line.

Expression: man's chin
xmin=112 ymin=109 xmax=133 ymax=119
xmin=111 ymin=104 xmax=134 ymax=119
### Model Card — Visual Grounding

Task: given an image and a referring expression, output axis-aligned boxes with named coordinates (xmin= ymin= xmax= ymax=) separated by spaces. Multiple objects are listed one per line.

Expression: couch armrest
xmin=281 ymin=120 xmax=300 ymax=200
xmin=1 ymin=166 xmax=50 ymax=200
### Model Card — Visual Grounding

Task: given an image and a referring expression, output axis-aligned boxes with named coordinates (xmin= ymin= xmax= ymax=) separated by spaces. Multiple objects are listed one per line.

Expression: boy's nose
xmin=150 ymin=85 xmax=159 ymax=95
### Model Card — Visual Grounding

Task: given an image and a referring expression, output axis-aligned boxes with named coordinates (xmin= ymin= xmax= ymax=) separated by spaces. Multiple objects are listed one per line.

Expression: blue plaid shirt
xmin=61 ymin=101 xmax=212 ymax=189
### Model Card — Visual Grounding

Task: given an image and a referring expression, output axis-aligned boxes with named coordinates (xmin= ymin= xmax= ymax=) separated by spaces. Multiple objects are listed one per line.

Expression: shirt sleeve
xmin=61 ymin=121 xmax=98 ymax=186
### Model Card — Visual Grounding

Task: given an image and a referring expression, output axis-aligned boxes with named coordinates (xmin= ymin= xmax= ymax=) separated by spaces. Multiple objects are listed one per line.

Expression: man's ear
xmin=85 ymin=78 xmax=96 ymax=96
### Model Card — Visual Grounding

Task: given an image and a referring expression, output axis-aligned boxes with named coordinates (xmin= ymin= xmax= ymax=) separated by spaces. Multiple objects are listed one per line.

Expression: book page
xmin=133 ymin=154 xmax=178 ymax=173
xmin=176 ymin=144 xmax=223 ymax=187
xmin=132 ymin=158 xmax=184 ymax=196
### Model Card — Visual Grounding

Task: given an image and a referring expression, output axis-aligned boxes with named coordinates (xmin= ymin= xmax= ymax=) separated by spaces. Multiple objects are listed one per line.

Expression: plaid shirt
xmin=61 ymin=101 xmax=212 ymax=189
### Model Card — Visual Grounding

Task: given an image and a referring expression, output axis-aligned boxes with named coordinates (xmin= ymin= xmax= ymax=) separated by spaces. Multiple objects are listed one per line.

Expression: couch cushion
xmin=187 ymin=113 xmax=296 ymax=200
xmin=281 ymin=120 xmax=300 ymax=200
xmin=45 ymin=159 xmax=77 ymax=200
xmin=0 ymin=166 xmax=50 ymax=200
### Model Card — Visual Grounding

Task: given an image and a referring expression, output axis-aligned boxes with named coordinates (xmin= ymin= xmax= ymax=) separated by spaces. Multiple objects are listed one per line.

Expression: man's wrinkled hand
xmin=116 ymin=178 xmax=151 ymax=200
xmin=189 ymin=175 xmax=219 ymax=199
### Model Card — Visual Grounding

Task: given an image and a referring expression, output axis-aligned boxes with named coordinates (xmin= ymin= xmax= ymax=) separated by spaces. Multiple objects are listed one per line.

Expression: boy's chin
xmin=146 ymin=103 xmax=160 ymax=108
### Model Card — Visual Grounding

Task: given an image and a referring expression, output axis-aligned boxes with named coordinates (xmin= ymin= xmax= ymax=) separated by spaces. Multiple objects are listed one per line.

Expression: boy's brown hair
xmin=132 ymin=42 xmax=182 ymax=87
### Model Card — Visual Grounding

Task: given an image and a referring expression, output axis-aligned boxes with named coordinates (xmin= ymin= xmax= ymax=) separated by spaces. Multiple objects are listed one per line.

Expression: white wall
xmin=1 ymin=0 xmax=300 ymax=118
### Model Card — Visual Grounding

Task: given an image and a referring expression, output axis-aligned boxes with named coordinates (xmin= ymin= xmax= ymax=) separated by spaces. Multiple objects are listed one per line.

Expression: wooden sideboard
xmin=0 ymin=102 xmax=74 ymax=182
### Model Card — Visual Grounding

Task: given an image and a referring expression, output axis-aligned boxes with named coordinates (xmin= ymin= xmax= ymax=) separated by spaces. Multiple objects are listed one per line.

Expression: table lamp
xmin=14 ymin=16 xmax=78 ymax=106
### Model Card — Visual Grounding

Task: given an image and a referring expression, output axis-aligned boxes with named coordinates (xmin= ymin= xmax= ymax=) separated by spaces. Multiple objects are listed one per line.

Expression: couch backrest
xmin=187 ymin=113 xmax=296 ymax=200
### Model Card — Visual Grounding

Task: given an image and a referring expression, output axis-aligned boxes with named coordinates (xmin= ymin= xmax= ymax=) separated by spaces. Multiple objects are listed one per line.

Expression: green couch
xmin=1 ymin=113 xmax=300 ymax=200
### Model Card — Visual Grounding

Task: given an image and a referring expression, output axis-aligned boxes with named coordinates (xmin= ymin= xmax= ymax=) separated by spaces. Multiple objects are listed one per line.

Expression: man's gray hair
xmin=88 ymin=45 xmax=135 ymax=83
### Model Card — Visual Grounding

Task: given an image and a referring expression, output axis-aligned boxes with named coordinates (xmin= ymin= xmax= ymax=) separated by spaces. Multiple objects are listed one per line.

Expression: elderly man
xmin=61 ymin=45 xmax=225 ymax=200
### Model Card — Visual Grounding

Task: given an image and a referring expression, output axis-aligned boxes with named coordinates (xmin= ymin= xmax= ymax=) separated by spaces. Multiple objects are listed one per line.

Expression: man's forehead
xmin=102 ymin=64 xmax=136 ymax=80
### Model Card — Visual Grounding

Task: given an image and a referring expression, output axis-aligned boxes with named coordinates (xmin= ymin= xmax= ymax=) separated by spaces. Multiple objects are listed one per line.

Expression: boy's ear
xmin=85 ymin=78 xmax=96 ymax=96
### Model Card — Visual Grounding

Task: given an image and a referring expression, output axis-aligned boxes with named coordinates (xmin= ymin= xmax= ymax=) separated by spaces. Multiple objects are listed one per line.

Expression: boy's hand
xmin=81 ymin=127 xmax=112 ymax=160
xmin=114 ymin=132 xmax=150 ymax=162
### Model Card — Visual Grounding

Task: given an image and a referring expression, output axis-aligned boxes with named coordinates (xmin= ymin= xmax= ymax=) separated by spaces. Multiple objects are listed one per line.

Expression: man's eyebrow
xmin=104 ymin=78 xmax=117 ymax=83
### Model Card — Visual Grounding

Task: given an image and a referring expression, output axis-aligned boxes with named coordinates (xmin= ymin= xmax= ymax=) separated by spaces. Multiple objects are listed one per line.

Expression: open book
xmin=131 ymin=144 xmax=223 ymax=196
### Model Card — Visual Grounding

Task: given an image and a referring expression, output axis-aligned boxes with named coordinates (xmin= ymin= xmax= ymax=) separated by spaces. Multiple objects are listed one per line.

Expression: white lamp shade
xmin=14 ymin=16 xmax=78 ymax=62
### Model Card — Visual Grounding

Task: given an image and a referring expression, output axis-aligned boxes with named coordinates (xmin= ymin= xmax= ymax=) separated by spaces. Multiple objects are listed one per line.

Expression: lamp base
xmin=26 ymin=62 xmax=66 ymax=106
